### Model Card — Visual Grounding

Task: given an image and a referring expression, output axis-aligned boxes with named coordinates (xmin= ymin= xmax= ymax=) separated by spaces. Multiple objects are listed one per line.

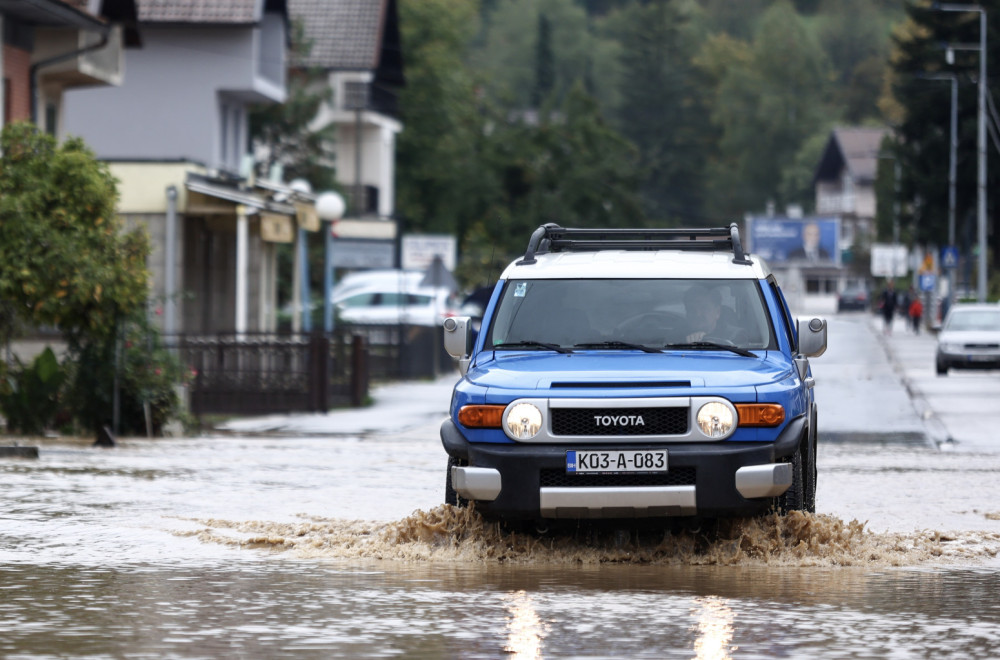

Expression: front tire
xmin=778 ymin=443 xmax=808 ymax=514
xmin=936 ymin=358 xmax=948 ymax=376
xmin=804 ymin=408 xmax=817 ymax=513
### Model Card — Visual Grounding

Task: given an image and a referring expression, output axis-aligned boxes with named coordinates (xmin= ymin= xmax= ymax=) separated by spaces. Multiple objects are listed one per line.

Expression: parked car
xmin=935 ymin=303 xmax=1000 ymax=375
xmin=440 ymin=223 xmax=827 ymax=526
xmin=837 ymin=285 xmax=870 ymax=312
xmin=332 ymin=269 xmax=425 ymax=301
xmin=333 ymin=277 xmax=458 ymax=326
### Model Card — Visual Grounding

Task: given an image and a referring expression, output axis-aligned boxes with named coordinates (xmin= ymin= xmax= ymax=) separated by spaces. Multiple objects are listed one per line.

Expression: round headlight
xmin=696 ymin=402 xmax=734 ymax=438
xmin=505 ymin=402 xmax=543 ymax=440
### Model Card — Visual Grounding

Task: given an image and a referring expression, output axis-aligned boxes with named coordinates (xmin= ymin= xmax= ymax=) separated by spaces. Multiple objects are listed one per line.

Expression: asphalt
xmin=216 ymin=308 xmax=940 ymax=443
xmin=867 ymin=312 xmax=947 ymax=444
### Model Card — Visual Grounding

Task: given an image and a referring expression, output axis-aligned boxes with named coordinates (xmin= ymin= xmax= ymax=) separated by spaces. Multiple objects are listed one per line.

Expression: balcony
xmin=342 ymin=81 xmax=399 ymax=117
xmin=817 ymin=193 xmax=857 ymax=215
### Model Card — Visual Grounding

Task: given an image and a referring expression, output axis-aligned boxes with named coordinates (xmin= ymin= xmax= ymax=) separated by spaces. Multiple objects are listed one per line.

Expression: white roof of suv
xmin=501 ymin=249 xmax=772 ymax=281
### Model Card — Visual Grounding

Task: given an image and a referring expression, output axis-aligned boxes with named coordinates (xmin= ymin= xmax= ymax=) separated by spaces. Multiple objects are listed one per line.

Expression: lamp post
xmin=289 ymin=178 xmax=314 ymax=333
xmin=937 ymin=3 xmax=988 ymax=301
xmin=316 ymin=191 xmax=346 ymax=333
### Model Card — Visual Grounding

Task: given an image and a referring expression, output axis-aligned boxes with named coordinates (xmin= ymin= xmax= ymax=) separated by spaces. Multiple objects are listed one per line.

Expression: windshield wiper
xmin=574 ymin=341 xmax=662 ymax=354
xmin=664 ymin=342 xmax=757 ymax=358
xmin=493 ymin=340 xmax=574 ymax=354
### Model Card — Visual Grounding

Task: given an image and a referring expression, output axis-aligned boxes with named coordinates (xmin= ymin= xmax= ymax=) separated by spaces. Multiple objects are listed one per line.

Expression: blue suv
xmin=440 ymin=224 xmax=827 ymax=524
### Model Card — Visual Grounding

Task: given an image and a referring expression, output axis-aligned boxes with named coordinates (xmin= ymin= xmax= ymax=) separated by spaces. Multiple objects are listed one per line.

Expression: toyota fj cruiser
xmin=440 ymin=224 xmax=826 ymax=524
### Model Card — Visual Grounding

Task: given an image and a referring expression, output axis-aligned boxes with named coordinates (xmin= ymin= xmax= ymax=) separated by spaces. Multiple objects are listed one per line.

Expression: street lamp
xmin=936 ymin=3 xmax=988 ymax=301
xmin=316 ymin=191 xmax=346 ymax=332
xmin=289 ymin=178 xmax=314 ymax=333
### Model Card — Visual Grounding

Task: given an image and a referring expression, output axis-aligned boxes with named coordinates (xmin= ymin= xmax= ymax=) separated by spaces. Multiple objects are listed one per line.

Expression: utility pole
xmin=937 ymin=3 xmax=989 ymax=301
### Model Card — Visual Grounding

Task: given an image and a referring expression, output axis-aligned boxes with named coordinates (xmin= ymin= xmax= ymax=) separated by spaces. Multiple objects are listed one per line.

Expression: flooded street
xmin=4 ymin=316 xmax=1000 ymax=657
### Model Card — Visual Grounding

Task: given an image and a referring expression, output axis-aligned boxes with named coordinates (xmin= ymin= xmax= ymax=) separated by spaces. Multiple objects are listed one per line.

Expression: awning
xmin=185 ymin=172 xmax=295 ymax=216
xmin=0 ymin=0 xmax=108 ymax=30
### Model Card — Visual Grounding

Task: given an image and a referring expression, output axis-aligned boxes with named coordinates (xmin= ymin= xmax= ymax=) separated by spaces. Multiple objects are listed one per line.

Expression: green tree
xmin=814 ymin=0 xmax=899 ymax=123
xmin=533 ymin=13 xmax=556 ymax=106
xmin=396 ymin=0 xmax=499 ymax=250
xmin=698 ymin=0 xmax=834 ymax=219
xmin=249 ymin=19 xmax=337 ymax=191
xmin=249 ymin=19 xmax=339 ymax=311
xmin=479 ymin=83 xmax=646 ymax=257
xmin=0 ymin=123 xmax=149 ymax=344
xmin=614 ymin=0 xmax=711 ymax=225
xmin=473 ymin=0 xmax=606 ymax=109
xmin=885 ymin=0 xmax=1000 ymax=265
xmin=0 ymin=123 xmax=184 ymax=436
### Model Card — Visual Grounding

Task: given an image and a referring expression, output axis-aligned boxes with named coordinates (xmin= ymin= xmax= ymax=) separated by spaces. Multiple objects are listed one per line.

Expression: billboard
xmin=746 ymin=216 xmax=840 ymax=266
xmin=870 ymin=243 xmax=908 ymax=277
xmin=402 ymin=234 xmax=457 ymax=271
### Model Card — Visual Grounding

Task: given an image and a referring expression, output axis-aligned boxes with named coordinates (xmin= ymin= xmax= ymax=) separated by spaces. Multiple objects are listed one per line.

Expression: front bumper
xmin=937 ymin=348 xmax=1000 ymax=370
xmin=441 ymin=416 xmax=806 ymax=520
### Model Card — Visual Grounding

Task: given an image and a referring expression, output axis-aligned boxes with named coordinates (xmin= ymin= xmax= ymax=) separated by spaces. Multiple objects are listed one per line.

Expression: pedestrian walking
xmin=909 ymin=295 xmax=923 ymax=334
xmin=879 ymin=280 xmax=897 ymax=334
xmin=900 ymin=287 xmax=913 ymax=322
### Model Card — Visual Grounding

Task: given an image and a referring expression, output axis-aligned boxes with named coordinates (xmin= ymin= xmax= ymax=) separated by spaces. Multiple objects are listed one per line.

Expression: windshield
xmin=945 ymin=309 xmax=1000 ymax=332
xmin=486 ymin=279 xmax=775 ymax=351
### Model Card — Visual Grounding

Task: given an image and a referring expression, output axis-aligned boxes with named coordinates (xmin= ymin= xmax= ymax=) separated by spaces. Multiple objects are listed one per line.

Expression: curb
xmin=0 ymin=446 xmax=39 ymax=459
xmin=871 ymin=319 xmax=950 ymax=449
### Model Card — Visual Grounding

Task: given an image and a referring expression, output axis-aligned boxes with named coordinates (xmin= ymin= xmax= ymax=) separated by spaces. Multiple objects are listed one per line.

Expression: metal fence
xmin=171 ymin=324 xmax=455 ymax=418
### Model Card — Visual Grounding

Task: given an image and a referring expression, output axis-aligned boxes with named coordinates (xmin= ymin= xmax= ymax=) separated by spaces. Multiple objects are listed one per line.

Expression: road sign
xmin=871 ymin=244 xmax=909 ymax=277
xmin=919 ymin=273 xmax=936 ymax=292
xmin=941 ymin=246 xmax=959 ymax=269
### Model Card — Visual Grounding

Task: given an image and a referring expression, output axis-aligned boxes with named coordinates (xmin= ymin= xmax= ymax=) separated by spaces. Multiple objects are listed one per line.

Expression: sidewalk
xmin=869 ymin=312 xmax=951 ymax=444
xmin=809 ymin=312 xmax=928 ymax=442
xmin=215 ymin=373 xmax=460 ymax=437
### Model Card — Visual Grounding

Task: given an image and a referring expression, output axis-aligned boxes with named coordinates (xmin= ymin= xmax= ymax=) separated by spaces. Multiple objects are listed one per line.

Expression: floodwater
xmin=3 ymin=423 xmax=1000 ymax=658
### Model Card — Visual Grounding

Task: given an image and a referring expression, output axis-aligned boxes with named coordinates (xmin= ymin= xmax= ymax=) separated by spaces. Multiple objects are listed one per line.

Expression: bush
xmin=66 ymin=311 xmax=189 ymax=437
xmin=0 ymin=348 xmax=66 ymax=435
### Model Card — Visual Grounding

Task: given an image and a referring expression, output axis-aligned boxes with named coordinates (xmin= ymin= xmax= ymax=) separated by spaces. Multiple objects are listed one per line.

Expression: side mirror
xmin=443 ymin=316 xmax=474 ymax=374
xmin=797 ymin=317 xmax=827 ymax=358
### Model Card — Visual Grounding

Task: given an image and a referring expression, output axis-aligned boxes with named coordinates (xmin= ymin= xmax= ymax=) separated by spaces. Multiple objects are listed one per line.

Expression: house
xmin=62 ymin=0 xmax=301 ymax=336
xmin=812 ymin=126 xmax=889 ymax=256
xmin=1 ymin=0 xmax=136 ymax=131
xmin=289 ymin=0 xmax=404 ymax=248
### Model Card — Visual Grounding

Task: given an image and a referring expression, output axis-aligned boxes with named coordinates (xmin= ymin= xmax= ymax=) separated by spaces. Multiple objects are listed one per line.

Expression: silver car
xmin=936 ymin=303 xmax=1000 ymax=375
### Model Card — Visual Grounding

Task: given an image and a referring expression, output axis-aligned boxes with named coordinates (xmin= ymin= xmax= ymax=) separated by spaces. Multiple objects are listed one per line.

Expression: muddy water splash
xmin=183 ymin=505 xmax=1000 ymax=567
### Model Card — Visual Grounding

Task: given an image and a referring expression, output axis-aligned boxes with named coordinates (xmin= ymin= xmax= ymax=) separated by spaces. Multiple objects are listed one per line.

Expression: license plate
xmin=566 ymin=450 xmax=668 ymax=474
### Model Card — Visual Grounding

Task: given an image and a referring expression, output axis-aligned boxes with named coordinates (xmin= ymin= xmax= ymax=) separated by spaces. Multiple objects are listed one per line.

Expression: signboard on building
xmin=331 ymin=239 xmax=395 ymax=269
xmin=260 ymin=213 xmax=294 ymax=243
xmin=402 ymin=234 xmax=457 ymax=271
xmin=870 ymin=243 xmax=909 ymax=277
xmin=745 ymin=216 xmax=840 ymax=265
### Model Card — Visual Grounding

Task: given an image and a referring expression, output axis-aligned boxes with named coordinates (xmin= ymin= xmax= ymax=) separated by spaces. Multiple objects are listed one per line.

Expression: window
xmin=44 ymin=102 xmax=57 ymax=136
xmin=487 ymin=279 xmax=775 ymax=350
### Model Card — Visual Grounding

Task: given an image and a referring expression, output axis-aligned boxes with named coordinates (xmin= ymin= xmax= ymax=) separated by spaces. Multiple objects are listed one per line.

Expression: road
xmin=4 ymin=310 xmax=1000 ymax=657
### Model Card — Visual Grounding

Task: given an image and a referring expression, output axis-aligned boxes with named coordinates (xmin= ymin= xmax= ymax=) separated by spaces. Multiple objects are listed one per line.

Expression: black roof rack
xmin=517 ymin=223 xmax=752 ymax=265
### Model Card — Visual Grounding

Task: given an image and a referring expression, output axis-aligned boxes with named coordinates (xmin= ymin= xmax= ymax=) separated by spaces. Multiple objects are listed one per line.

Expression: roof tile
xmin=138 ymin=0 xmax=259 ymax=24
xmin=289 ymin=0 xmax=384 ymax=70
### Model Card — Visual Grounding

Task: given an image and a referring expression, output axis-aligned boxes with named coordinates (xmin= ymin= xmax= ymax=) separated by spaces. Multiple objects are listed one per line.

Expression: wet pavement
xmin=4 ymin=312 xmax=1000 ymax=657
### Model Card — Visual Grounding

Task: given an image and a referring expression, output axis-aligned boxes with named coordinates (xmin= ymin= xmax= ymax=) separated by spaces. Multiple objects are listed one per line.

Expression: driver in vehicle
xmin=683 ymin=285 xmax=746 ymax=344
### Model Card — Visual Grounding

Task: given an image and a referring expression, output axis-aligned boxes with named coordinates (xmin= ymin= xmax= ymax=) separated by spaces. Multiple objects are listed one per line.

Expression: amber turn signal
xmin=735 ymin=404 xmax=785 ymax=427
xmin=458 ymin=405 xmax=505 ymax=428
